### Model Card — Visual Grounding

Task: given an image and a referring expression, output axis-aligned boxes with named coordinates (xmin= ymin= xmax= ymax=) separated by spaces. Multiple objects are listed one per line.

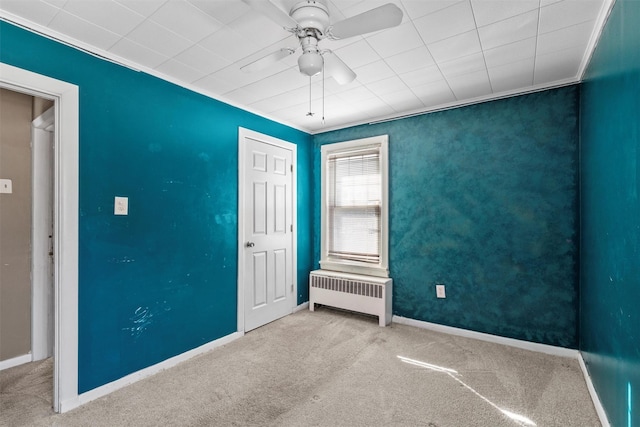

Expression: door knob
xmin=246 ymin=242 xmax=255 ymax=248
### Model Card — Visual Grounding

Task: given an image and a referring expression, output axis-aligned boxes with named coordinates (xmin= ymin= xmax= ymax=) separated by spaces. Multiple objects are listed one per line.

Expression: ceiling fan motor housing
xmin=290 ymin=1 xmax=330 ymax=34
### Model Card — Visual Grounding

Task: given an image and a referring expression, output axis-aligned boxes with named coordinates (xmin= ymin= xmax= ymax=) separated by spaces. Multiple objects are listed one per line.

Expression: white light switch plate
xmin=114 ymin=196 xmax=128 ymax=215
xmin=0 ymin=179 xmax=12 ymax=194
xmin=436 ymin=284 xmax=446 ymax=299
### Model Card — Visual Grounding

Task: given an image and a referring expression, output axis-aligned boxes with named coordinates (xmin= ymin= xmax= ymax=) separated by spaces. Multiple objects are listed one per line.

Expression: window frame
xmin=320 ymin=135 xmax=389 ymax=278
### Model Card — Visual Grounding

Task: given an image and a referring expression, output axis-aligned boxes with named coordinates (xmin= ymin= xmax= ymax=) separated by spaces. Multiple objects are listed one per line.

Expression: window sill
xmin=319 ymin=260 xmax=389 ymax=278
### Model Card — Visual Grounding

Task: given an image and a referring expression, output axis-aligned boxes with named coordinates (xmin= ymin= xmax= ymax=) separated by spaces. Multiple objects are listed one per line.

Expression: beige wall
xmin=0 ymin=88 xmax=34 ymax=361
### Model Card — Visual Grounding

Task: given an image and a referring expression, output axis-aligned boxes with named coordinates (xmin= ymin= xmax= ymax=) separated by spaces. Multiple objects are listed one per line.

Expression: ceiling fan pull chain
xmin=322 ymin=62 xmax=325 ymax=125
xmin=306 ymin=76 xmax=314 ymax=117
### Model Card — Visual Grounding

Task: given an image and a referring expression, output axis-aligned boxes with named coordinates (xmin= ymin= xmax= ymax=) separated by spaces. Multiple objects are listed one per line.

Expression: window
xmin=320 ymin=135 xmax=389 ymax=277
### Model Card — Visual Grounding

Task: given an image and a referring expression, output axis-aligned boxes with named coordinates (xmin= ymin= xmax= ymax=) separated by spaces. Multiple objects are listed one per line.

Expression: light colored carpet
xmin=1 ymin=307 xmax=600 ymax=426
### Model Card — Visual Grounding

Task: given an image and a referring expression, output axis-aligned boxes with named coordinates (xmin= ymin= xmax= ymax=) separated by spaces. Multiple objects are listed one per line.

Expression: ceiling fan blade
xmin=328 ymin=3 xmax=403 ymax=39
xmin=241 ymin=0 xmax=298 ymax=29
xmin=323 ymin=52 xmax=356 ymax=85
xmin=241 ymin=48 xmax=295 ymax=73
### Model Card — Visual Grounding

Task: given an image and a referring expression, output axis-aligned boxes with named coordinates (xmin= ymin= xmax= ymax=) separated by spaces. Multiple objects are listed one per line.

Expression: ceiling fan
xmin=240 ymin=0 xmax=404 ymax=85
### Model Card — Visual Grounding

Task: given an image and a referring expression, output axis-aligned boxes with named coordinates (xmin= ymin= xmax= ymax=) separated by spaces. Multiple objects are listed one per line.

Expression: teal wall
xmin=314 ymin=87 xmax=580 ymax=348
xmin=0 ymin=21 xmax=313 ymax=392
xmin=580 ymin=0 xmax=640 ymax=425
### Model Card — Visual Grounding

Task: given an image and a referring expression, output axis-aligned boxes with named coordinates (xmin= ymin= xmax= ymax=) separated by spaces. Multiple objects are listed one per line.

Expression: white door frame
xmin=237 ymin=127 xmax=297 ymax=333
xmin=0 ymin=62 xmax=79 ymax=413
xmin=31 ymin=106 xmax=54 ymax=362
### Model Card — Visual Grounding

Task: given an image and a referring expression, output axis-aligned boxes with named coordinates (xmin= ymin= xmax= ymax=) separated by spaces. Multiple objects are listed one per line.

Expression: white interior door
xmin=240 ymin=129 xmax=295 ymax=332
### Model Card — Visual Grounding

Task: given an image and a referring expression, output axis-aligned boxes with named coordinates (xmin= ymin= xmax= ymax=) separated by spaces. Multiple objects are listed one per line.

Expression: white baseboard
xmin=0 ymin=354 xmax=32 ymax=371
xmin=293 ymin=301 xmax=309 ymax=313
xmin=578 ymin=353 xmax=611 ymax=427
xmin=59 ymin=331 xmax=243 ymax=413
xmin=392 ymin=315 xmax=579 ymax=358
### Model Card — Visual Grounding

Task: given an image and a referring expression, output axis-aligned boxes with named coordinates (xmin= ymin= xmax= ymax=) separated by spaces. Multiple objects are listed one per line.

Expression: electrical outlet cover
xmin=436 ymin=284 xmax=446 ymax=298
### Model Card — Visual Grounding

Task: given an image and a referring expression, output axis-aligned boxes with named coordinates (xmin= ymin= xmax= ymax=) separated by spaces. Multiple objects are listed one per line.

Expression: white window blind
xmin=327 ymin=147 xmax=382 ymax=264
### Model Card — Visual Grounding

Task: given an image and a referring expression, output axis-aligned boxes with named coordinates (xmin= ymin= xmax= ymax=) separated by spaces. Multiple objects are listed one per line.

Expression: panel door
xmin=243 ymin=136 xmax=293 ymax=331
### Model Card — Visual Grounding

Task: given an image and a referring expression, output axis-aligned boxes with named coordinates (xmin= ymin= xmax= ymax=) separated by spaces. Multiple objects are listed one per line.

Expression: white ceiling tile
xmin=155 ymin=58 xmax=207 ymax=83
xmin=439 ymin=52 xmax=486 ymax=78
xmin=227 ymin=9 xmax=291 ymax=48
xmin=471 ymin=0 xmax=539 ymax=27
xmin=539 ymin=0 xmax=604 ymax=34
xmin=477 ymin=9 xmax=538 ymax=50
xmin=334 ymin=40 xmax=382 ymax=69
xmin=250 ymin=84 xmax=322 ymax=113
xmin=189 ymin=0 xmax=251 ymax=25
xmin=355 ymin=97 xmax=396 ymax=116
xmin=200 ymin=27 xmax=276 ymax=64
xmin=353 ymin=60 xmax=396 ymax=84
xmin=400 ymin=65 xmax=444 ymax=87
xmin=42 ymin=0 xmax=67 ymax=8
xmin=224 ymin=87 xmax=266 ymax=105
xmin=173 ymin=44 xmax=231 ymax=74
xmin=49 ymin=11 xmax=121 ymax=51
xmin=126 ymin=19 xmax=192 ymax=57
xmin=483 ymin=37 xmax=536 ymax=69
xmin=386 ymin=45 xmax=435 ymax=74
xmin=192 ymin=73 xmax=234 ymax=95
xmin=150 ymin=1 xmax=222 ymax=43
xmin=0 ymin=0 xmax=60 ymax=26
xmin=401 ymin=0 xmax=464 ymax=20
xmin=534 ymin=46 xmax=584 ymax=85
xmin=367 ymin=76 xmax=409 ymax=96
xmin=413 ymin=1 xmax=476 ymax=44
xmin=540 ymin=0 xmax=563 ymax=6
xmin=109 ymin=38 xmax=170 ymax=69
xmin=412 ymin=79 xmax=456 ymax=107
xmin=272 ymin=99 xmax=321 ymax=121
xmin=242 ymin=68 xmax=307 ymax=100
xmin=323 ymin=78 xmax=361 ymax=95
xmin=63 ymin=0 xmax=145 ymax=36
xmin=210 ymin=64 xmax=281 ymax=90
xmin=447 ymin=69 xmax=492 ymax=99
xmin=116 ymin=0 xmax=166 ymax=16
xmin=366 ymin=22 xmax=423 ymax=58
xmin=337 ymin=86 xmax=378 ymax=102
xmin=488 ymin=57 xmax=534 ymax=92
xmin=378 ymin=89 xmax=425 ymax=112
xmin=428 ymin=29 xmax=481 ymax=63
xmin=536 ymin=20 xmax=593 ymax=56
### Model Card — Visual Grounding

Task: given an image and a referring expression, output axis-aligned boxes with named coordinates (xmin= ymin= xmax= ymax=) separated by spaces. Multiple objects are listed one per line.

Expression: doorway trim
xmin=0 ymin=62 xmax=79 ymax=413
xmin=31 ymin=106 xmax=54 ymax=362
xmin=237 ymin=127 xmax=297 ymax=333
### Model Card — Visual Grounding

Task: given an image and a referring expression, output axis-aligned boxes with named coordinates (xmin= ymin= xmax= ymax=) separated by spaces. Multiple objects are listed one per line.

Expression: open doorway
xmin=0 ymin=88 xmax=55 ymax=411
xmin=0 ymin=62 xmax=79 ymax=413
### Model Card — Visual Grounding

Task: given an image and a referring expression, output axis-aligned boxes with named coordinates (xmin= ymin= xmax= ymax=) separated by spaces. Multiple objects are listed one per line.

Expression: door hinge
xmin=290 ymin=224 xmax=293 ymax=232
xmin=291 ymin=284 xmax=294 ymax=293
xmin=290 ymin=164 xmax=293 ymax=172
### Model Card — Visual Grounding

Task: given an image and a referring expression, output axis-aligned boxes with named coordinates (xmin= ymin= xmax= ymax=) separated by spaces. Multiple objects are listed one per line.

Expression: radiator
xmin=309 ymin=270 xmax=392 ymax=327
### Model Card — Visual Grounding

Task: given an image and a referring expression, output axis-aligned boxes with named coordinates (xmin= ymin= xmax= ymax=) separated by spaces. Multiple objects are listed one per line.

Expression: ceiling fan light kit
xmin=298 ymin=35 xmax=323 ymax=76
